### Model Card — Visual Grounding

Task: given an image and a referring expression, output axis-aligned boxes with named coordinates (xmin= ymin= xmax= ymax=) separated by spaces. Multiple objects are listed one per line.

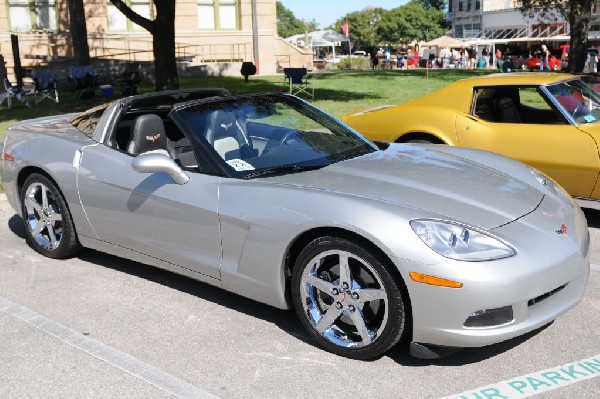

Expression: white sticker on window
xmin=226 ymin=159 xmax=255 ymax=171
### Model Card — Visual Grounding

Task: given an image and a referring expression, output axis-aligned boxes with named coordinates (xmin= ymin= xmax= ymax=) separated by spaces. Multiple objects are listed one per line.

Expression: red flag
xmin=342 ymin=22 xmax=349 ymax=36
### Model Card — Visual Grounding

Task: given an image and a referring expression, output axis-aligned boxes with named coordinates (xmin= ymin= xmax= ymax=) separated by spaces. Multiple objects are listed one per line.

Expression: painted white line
xmin=0 ymin=296 xmax=219 ymax=399
xmin=592 ymin=263 xmax=600 ymax=272
xmin=441 ymin=354 xmax=600 ymax=399
xmin=0 ymin=193 xmax=6 ymax=201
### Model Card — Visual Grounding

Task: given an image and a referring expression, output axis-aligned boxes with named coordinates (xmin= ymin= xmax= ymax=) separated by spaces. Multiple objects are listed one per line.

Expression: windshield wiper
xmin=328 ymin=146 xmax=374 ymax=163
xmin=244 ymin=164 xmax=325 ymax=179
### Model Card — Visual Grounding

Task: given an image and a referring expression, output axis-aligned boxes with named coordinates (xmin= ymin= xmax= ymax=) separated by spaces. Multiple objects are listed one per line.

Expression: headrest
xmin=207 ymin=110 xmax=242 ymax=143
xmin=128 ymin=114 xmax=168 ymax=156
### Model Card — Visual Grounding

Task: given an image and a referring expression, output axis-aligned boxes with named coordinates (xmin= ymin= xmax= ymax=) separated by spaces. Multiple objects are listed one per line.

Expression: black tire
xmin=404 ymin=139 xmax=435 ymax=144
xmin=20 ymin=173 xmax=82 ymax=259
xmin=291 ymin=236 xmax=407 ymax=360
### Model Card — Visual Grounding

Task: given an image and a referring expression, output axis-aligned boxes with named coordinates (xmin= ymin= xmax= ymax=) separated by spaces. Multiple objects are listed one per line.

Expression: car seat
xmin=127 ymin=114 xmax=170 ymax=156
xmin=492 ymin=91 xmax=522 ymax=123
xmin=204 ymin=109 xmax=250 ymax=160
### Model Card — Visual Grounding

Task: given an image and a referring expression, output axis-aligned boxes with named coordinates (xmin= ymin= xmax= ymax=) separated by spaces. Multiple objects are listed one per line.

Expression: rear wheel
xmin=405 ymin=139 xmax=435 ymax=144
xmin=291 ymin=236 xmax=407 ymax=359
xmin=20 ymin=173 xmax=81 ymax=258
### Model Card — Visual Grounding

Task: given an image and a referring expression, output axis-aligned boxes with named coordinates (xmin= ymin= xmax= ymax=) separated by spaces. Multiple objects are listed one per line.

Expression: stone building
xmin=0 ymin=0 xmax=311 ymax=82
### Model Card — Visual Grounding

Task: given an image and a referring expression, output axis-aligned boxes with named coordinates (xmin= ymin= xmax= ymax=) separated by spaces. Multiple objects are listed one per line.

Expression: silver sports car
xmin=0 ymin=89 xmax=590 ymax=360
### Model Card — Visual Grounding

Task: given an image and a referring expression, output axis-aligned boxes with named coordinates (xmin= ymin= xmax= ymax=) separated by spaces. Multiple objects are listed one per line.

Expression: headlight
xmin=410 ymin=219 xmax=516 ymax=261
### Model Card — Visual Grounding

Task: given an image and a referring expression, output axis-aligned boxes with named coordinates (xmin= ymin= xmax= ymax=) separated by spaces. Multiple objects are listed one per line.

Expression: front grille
xmin=528 ymin=283 xmax=567 ymax=307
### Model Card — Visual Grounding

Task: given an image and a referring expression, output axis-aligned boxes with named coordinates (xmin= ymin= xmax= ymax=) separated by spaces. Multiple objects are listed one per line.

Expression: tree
xmin=377 ymin=2 xmax=446 ymax=44
xmin=276 ymin=2 xmax=318 ymax=38
xmin=413 ymin=0 xmax=447 ymax=11
xmin=109 ymin=0 xmax=178 ymax=91
xmin=517 ymin=0 xmax=593 ymax=73
xmin=334 ymin=7 xmax=387 ymax=49
xmin=67 ymin=0 xmax=91 ymax=66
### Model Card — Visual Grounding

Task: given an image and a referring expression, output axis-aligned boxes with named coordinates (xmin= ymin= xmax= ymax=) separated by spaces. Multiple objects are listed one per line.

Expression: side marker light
xmin=409 ymin=272 xmax=463 ymax=288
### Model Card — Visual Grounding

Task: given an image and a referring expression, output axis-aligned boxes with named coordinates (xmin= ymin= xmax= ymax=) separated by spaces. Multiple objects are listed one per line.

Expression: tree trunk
xmin=153 ymin=1 xmax=178 ymax=91
xmin=568 ymin=0 xmax=593 ymax=73
xmin=109 ymin=0 xmax=178 ymax=91
xmin=67 ymin=0 xmax=91 ymax=66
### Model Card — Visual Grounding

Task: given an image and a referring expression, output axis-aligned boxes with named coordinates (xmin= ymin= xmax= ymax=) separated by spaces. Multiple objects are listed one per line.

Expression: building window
xmin=455 ymin=25 xmax=463 ymax=37
xmin=8 ymin=0 xmax=57 ymax=32
xmin=107 ymin=1 xmax=152 ymax=32
xmin=475 ymin=0 xmax=481 ymax=10
xmin=458 ymin=0 xmax=463 ymax=12
xmin=467 ymin=0 xmax=471 ymax=11
xmin=198 ymin=0 xmax=239 ymax=30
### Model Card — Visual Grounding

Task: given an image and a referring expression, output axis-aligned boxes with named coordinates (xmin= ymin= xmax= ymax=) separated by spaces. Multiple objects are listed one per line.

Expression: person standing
xmin=495 ymin=48 xmax=504 ymax=72
xmin=540 ymin=44 xmax=551 ymax=71
xmin=482 ymin=46 xmax=489 ymax=69
xmin=468 ymin=46 xmax=477 ymax=69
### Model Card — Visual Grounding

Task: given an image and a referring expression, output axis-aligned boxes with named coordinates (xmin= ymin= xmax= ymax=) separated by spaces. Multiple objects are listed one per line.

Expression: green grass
xmin=0 ymin=68 xmax=492 ymax=193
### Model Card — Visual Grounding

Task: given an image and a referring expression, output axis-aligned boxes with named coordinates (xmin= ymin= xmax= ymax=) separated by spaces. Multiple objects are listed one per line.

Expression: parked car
xmin=342 ymin=73 xmax=600 ymax=209
xmin=1 ymin=88 xmax=589 ymax=360
xmin=525 ymin=55 xmax=560 ymax=71
xmin=406 ymin=55 xmax=420 ymax=67
xmin=352 ymin=51 xmax=367 ymax=57
xmin=503 ymin=54 xmax=525 ymax=71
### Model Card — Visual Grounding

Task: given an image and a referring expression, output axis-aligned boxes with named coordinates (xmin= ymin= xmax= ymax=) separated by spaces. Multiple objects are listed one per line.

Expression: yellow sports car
xmin=342 ymin=73 xmax=600 ymax=208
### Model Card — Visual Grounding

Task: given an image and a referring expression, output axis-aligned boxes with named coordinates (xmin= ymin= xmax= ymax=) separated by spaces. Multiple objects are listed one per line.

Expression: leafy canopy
xmin=276 ymin=1 xmax=318 ymax=38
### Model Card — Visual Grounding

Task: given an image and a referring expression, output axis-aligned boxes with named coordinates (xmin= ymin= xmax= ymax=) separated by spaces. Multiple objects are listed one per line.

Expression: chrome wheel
xmin=20 ymin=174 xmax=81 ymax=258
xmin=24 ymin=182 xmax=63 ymax=250
xmin=300 ymin=249 xmax=388 ymax=348
xmin=292 ymin=236 xmax=406 ymax=359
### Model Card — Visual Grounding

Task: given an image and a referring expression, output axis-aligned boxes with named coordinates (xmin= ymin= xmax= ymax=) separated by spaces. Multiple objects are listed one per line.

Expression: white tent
xmin=285 ymin=30 xmax=351 ymax=59
xmin=421 ymin=35 xmax=467 ymax=48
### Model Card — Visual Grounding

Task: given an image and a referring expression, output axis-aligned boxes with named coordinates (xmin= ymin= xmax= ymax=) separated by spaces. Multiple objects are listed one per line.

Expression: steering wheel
xmin=277 ymin=129 xmax=300 ymax=146
xmin=572 ymin=102 xmax=586 ymax=118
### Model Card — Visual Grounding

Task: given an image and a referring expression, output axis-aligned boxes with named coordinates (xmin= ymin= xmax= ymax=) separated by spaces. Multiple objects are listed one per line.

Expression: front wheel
xmin=291 ymin=236 xmax=407 ymax=359
xmin=20 ymin=173 xmax=82 ymax=258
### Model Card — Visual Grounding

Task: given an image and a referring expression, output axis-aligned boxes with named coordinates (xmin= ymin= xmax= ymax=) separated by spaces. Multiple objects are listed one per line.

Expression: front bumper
xmin=400 ymin=196 xmax=590 ymax=348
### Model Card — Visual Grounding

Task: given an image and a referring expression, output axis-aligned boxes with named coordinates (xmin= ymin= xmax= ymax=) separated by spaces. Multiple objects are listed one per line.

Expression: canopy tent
xmin=421 ymin=35 xmax=467 ymax=48
xmin=285 ymin=30 xmax=351 ymax=59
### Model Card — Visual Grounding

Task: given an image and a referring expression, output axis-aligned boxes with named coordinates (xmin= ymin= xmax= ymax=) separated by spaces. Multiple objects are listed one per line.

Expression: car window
xmin=70 ymin=103 xmax=111 ymax=139
xmin=546 ymin=79 xmax=600 ymax=125
xmin=173 ymin=94 xmax=376 ymax=178
xmin=472 ymin=86 xmax=565 ymax=125
xmin=519 ymin=88 xmax=552 ymax=110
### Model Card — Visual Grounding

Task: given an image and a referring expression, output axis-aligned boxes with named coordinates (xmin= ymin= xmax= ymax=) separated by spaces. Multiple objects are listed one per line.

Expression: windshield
xmin=174 ymin=94 xmax=376 ymax=178
xmin=546 ymin=79 xmax=600 ymax=125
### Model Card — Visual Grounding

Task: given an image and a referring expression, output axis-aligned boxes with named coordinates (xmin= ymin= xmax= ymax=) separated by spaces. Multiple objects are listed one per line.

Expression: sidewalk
xmin=0 ymin=193 xmax=6 ymax=202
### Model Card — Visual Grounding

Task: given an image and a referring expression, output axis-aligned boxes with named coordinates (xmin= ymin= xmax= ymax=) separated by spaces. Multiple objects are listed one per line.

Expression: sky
xmin=278 ymin=0 xmax=410 ymax=29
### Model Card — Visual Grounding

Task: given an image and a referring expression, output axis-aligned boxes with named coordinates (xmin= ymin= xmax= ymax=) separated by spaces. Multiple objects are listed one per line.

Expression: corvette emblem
xmin=555 ymin=224 xmax=568 ymax=235
xmin=146 ymin=133 xmax=161 ymax=142
xmin=221 ymin=123 xmax=233 ymax=130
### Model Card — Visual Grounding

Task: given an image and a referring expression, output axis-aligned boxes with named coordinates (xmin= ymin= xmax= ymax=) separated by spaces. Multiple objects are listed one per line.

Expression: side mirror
xmin=131 ymin=153 xmax=189 ymax=185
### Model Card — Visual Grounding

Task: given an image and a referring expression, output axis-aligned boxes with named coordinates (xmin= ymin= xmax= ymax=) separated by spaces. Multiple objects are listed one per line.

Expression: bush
xmin=336 ymin=57 xmax=371 ymax=70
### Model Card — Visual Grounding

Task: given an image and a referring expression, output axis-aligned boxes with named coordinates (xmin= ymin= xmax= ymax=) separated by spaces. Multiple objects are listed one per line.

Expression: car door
xmin=76 ymin=144 xmax=222 ymax=279
xmin=455 ymin=86 xmax=600 ymax=198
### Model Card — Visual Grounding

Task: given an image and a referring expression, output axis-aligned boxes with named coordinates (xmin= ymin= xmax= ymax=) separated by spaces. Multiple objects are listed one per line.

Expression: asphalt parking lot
xmin=0 ymin=195 xmax=598 ymax=399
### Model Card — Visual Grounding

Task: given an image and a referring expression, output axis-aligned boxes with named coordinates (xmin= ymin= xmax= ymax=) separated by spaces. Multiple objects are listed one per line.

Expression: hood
xmin=269 ymin=144 xmax=543 ymax=230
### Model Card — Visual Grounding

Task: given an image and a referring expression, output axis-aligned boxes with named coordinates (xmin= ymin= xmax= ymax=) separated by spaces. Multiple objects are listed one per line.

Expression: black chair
xmin=69 ymin=65 xmax=97 ymax=98
xmin=31 ymin=69 xmax=59 ymax=105
xmin=119 ymin=63 xmax=142 ymax=96
xmin=283 ymin=68 xmax=314 ymax=98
